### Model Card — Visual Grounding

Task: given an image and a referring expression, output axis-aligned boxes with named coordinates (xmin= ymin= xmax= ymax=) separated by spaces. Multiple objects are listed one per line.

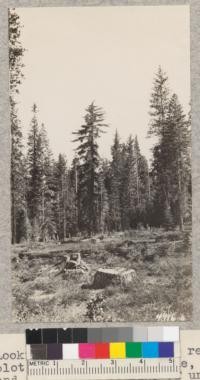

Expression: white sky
xmin=16 ymin=5 xmax=190 ymax=164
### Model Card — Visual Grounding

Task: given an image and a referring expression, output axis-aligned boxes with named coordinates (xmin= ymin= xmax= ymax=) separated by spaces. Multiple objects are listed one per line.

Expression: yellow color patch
xmin=109 ymin=343 xmax=126 ymax=359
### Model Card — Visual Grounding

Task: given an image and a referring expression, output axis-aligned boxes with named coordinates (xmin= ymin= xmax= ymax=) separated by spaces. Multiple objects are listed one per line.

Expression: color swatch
xmin=26 ymin=327 xmax=179 ymax=360
xmin=26 ymin=326 xmax=179 ymax=344
xmin=27 ymin=341 xmax=178 ymax=360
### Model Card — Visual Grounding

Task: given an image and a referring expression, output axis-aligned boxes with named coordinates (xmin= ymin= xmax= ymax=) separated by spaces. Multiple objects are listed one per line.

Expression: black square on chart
xmin=72 ymin=328 xmax=88 ymax=343
xmin=42 ymin=329 xmax=58 ymax=344
xmin=26 ymin=329 xmax=42 ymax=344
xmin=58 ymin=328 xmax=73 ymax=343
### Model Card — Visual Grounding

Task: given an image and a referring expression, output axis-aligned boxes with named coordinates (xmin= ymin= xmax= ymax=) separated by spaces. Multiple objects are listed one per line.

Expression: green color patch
xmin=126 ymin=342 xmax=142 ymax=358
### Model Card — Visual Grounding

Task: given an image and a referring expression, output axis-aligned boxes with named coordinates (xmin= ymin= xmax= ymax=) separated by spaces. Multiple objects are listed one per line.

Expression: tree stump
xmin=63 ymin=252 xmax=89 ymax=272
xmin=93 ymin=267 xmax=136 ymax=288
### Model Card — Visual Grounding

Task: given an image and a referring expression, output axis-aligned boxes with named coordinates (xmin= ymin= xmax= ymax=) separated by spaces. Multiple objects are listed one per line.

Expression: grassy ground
xmin=12 ymin=228 xmax=192 ymax=322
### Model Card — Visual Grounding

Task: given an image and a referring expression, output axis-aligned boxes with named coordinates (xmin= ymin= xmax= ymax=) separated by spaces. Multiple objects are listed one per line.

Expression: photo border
xmin=0 ymin=0 xmax=199 ymax=332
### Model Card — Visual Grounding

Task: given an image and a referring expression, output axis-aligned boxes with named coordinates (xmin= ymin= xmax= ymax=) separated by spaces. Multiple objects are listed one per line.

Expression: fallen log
xmin=17 ymin=250 xmax=73 ymax=259
xmin=119 ymin=239 xmax=156 ymax=246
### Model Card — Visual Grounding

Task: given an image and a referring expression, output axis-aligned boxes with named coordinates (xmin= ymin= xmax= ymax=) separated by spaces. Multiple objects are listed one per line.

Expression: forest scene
xmin=9 ymin=7 xmax=192 ymax=322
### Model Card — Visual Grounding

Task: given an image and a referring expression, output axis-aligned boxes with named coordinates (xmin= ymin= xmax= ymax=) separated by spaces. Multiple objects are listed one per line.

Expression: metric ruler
xmin=27 ymin=358 xmax=181 ymax=379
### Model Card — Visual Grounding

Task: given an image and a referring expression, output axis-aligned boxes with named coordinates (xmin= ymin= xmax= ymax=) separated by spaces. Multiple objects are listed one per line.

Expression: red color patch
xmin=95 ymin=343 xmax=110 ymax=359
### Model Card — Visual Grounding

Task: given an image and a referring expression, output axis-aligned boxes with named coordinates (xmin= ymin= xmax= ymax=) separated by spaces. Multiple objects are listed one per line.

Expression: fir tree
xmin=133 ymin=136 xmax=141 ymax=206
xmin=9 ymin=9 xmax=25 ymax=243
xmin=53 ymin=154 xmax=68 ymax=241
xmin=119 ymin=140 xmax=130 ymax=230
xmin=98 ymin=160 xmax=110 ymax=234
xmin=68 ymin=156 xmax=79 ymax=235
xmin=73 ymin=102 xmax=108 ymax=235
xmin=10 ymin=98 xmax=27 ymax=243
xmin=126 ymin=136 xmax=149 ymax=228
xmin=136 ymin=152 xmax=149 ymax=227
xmin=39 ymin=124 xmax=56 ymax=241
xmin=109 ymin=131 xmax=122 ymax=231
xmin=9 ymin=9 xmax=24 ymax=93
xmin=27 ymin=104 xmax=43 ymax=240
xmin=149 ymin=67 xmax=191 ymax=230
xmin=149 ymin=66 xmax=169 ymax=137
xmin=148 ymin=67 xmax=172 ymax=227
xmin=165 ymin=94 xmax=191 ymax=230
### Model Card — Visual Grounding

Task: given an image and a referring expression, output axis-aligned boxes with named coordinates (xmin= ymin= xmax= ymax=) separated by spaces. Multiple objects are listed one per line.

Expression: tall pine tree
xmin=149 ymin=66 xmax=169 ymax=137
xmin=149 ymin=67 xmax=191 ymax=229
xmin=9 ymin=9 xmax=25 ymax=243
xmin=109 ymin=131 xmax=123 ymax=231
xmin=165 ymin=94 xmax=191 ymax=230
xmin=39 ymin=124 xmax=56 ymax=241
xmin=10 ymin=98 xmax=27 ymax=243
xmin=148 ymin=67 xmax=172 ymax=226
xmin=53 ymin=154 xmax=68 ymax=241
xmin=123 ymin=135 xmax=149 ymax=229
xmin=27 ymin=104 xmax=43 ymax=240
xmin=73 ymin=102 xmax=108 ymax=235
xmin=9 ymin=9 xmax=24 ymax=93
xmin=97 ymin=160 xmax=110 ymax=234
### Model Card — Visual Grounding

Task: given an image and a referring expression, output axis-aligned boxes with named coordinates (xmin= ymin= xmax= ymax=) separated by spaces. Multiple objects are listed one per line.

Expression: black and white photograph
xmin=10 ymin=5 xmax=192 ymax=322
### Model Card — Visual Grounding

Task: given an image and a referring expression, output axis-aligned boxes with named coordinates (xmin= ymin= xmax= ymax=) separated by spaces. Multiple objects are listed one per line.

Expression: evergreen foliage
xmin=148 ymin=68 xmax=191 ymax=230
xmin=72 ymin=102 xmax=108 ymax=235
xmin=27 ymin=104 xmax=43 ymax=239
xmin=9 ymin=9 xmax=26 ymax=243
xmin=8 ymin=8 xmax=191 ymax=242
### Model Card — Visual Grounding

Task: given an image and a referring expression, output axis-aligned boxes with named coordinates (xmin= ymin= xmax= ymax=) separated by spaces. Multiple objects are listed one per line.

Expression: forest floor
xmin=12 ymin=228 xmax=192 ymax=322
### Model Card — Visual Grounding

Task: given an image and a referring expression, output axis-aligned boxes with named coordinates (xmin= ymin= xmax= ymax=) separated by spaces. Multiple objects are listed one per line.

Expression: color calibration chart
xmin=26 ymin=326 xmax=180 ymax=379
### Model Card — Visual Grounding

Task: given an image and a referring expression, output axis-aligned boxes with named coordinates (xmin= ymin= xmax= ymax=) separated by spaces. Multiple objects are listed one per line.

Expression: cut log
xmin=93 ymin=267 xmax=136 ymax=288
xmin=126 ymin=239 xmax=156 ymax=244
xmin=17 ymin=249 xmax=73 ymax=259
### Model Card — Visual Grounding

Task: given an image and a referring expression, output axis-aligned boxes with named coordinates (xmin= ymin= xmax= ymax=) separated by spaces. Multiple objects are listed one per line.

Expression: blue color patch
xmin=142 ymin=342 xmax=159 ymax=358
xmin=159 ymin=342 xmax=174 ymax=358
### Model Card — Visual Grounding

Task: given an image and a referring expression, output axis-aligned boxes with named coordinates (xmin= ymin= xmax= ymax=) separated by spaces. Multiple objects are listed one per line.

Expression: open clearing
xmin=12 ymin=229 xmax=192 ymax=322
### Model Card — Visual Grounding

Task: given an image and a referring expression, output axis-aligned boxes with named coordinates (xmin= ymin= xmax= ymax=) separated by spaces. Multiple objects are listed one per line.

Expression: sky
xmin=15 ymin=5 xmax=190 ymax=164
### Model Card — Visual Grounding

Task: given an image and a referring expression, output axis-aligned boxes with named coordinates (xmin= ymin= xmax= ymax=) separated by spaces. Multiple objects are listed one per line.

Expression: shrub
xmin=85 ymin=294 xmax=105 ymax=322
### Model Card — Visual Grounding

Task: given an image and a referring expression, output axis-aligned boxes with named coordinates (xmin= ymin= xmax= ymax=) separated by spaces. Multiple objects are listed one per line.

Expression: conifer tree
xmin=9 ymin=9 xmax=25 ymax=243
xmin=148 ymin=67 xmax=172 ymax=226
xmin=133 ymin=136 xmax=141 ymax=207
xmin=149 ymin=66 xmax=169 ymax=137
xmin=66 ymin=165 xmax=78 ymax=237
xmin=39 ymin=124 xmax=56 ymax=241
xmin=98 ymin=160 xmax=110 ymax=234
xmin=53 ymin=154 xmax=68 ymax=241
xmin=109 ymin=131 xmax=122 ymax=231
xmin=136 ymin=151 xmax=149 ymax=227
xmin=9 ymin=9 xmax=24 ymax=93
xmin=73 ymin=102 xmax=108 ymax=235
xmin=125 ymin=136 xmax=137 ymax=229
xmin=68 ymin=156 xmax=80 ymax=235
xmin=165 ymin=94 xmax=191 ymax=230
xmin=27 ymin=104 xmax=43 ymax=240
xmin=149 ymin=67 xmax=191 ymax=230
xmin=126 ymin=136 xmax=149 ymax=228
xmin=120 ymin=140 xmax=130 ymax=230
xmin=11 ymin=98 xmax=27 ymax=243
